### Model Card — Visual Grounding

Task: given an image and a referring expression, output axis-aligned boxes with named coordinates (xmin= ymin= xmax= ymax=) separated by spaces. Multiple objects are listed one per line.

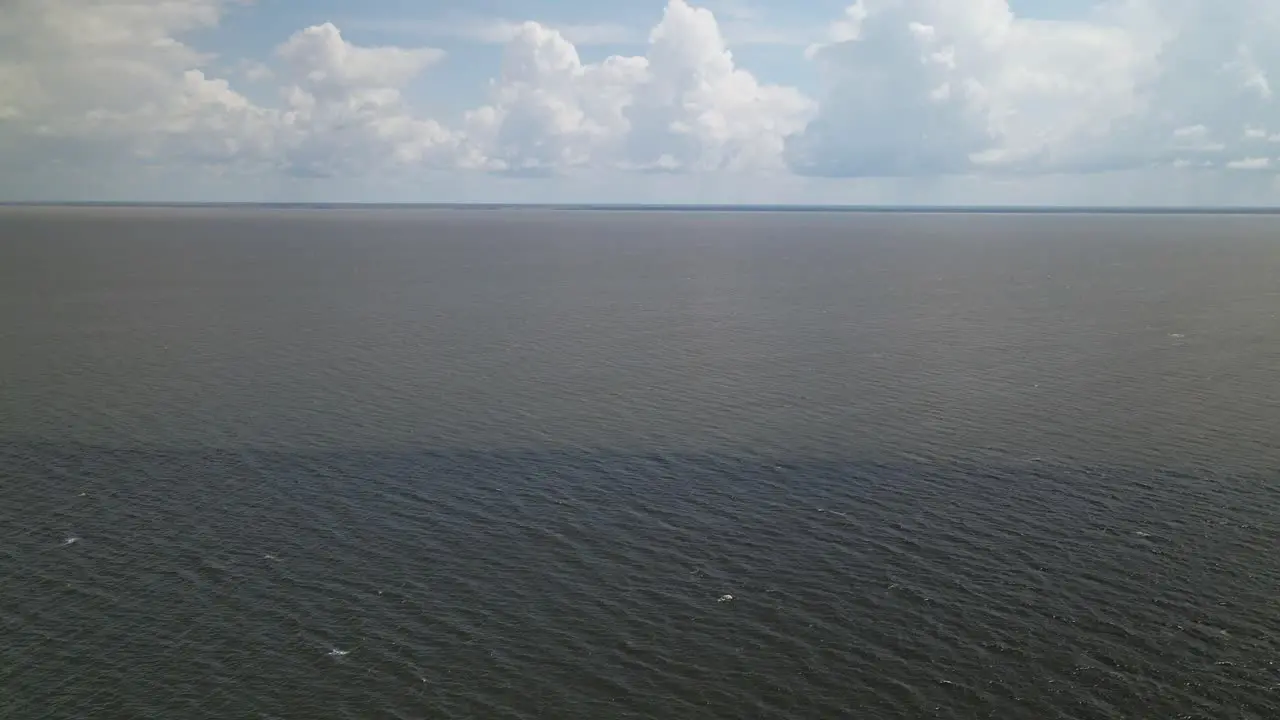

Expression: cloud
xmin=1226 ymin=157 xmax=1271 ymax=170
xmin=457 ymin=22 xmax=648 ymax=174
xmin=465 ymin=1 xmax=813 ymax=175
xmin=623 ymin=0 xmax=814 ymax=171
xmin=275 ymin=23 xmax=444 ymax=94
xmin=271 ymin=23 xmax=465 ymax=177
xmin=4 ymin=0 xmax=1280 ymax=201
xmin=789 ymin=1 xmax=1001 ymax=176
xmin=788 ymin=0 xmax=1154 ymax=176
xmin=0 ymin=0 xmax=225 ymax=125
xmin=0 ymin=0 xmax=277 ymax=174
xmin=789 ymin=0 xmax=1280 ymax=178
xmin=1108 ymin=0 xmax=1280 ymax=170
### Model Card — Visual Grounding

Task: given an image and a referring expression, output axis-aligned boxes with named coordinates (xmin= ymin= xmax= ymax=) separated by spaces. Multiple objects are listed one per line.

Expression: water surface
xmin=2 ymin=208 xmax=1279 ymax=718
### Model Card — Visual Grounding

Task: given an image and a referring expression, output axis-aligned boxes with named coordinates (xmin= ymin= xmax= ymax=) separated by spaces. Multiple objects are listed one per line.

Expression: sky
xmin=3 ymin=0 xmax=1280 ymax=205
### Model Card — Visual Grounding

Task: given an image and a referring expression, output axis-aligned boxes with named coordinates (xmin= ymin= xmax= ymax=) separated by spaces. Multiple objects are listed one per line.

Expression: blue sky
xmin=3 ymin=0 xmax=1280 ymax=204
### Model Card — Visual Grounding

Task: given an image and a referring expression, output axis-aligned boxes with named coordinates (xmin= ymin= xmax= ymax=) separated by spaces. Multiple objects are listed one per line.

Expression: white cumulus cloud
xmin=272 ymin=22 xmax=464 ymax=177
xmin=465 ymin=0 xmax=813 ymax=175
xmin=275 ymin=23 xmax=444 ymax=94
xmin=788 ymin=0 xmax=1153 ymax=176
xmin=461 ymin=21 xmax=647 ymax=175
xmin=622 ymin=0 xmax=814 ymax=172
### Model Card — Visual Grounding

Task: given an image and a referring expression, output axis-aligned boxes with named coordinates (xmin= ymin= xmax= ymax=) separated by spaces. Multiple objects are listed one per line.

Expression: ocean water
xmin=2 ymin=207 xmax=1279 ymax=719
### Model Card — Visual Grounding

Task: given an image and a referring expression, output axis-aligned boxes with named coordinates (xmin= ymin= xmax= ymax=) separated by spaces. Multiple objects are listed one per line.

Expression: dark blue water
xmin=3 ymin=208 xmax=1280 ymax=718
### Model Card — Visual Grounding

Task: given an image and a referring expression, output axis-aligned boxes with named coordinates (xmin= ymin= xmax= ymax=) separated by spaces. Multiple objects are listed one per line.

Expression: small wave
xmin=329 ymin=648 xmax=349 ymax=657
xmin=63 ymin=537 xmax=79 ymax=546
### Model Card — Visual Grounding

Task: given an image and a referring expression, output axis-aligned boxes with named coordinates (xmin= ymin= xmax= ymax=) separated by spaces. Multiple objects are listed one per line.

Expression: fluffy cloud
xmin=0 ymin=1 xmax=245 ymax=144
xmin=789 ymin=0 xmax=1280 ymax=177
xmin=3 ymin=0 xmax=1280 ymax=197
xmin=272 ymin=23 xmax=465 ymax=177
xmin=465 ymin=0 xmax=813 ymax=174
xmin=623 ymin=0 xmax=814 ymax=172
xmin=461 ymin=22 xmax=647 ymax=174
xmin=276 ymin=23 xmax=443 ymax=95
xmin=788 ymin=0 xmax=1153 ymax=176
xmin=0 ymin=0 xmax=292 ymax=187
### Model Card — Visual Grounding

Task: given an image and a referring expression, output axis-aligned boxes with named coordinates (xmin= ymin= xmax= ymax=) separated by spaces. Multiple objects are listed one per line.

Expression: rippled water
xmin=3 ymin=208 xmax=1280 ymax=719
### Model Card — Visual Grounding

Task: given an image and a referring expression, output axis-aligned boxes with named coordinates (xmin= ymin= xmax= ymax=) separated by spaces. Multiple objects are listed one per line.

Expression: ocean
xmin=2 ymin=207 xmax=1278 ymax=718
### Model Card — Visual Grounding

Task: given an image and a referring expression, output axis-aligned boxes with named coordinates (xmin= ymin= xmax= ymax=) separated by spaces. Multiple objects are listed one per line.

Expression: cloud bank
xmin=2 ymin=0 xmax=1280 ymax=200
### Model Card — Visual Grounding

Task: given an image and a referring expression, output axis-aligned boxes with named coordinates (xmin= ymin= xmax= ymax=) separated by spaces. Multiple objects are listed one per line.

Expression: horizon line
xmin=5 ymin=201 xmax=1280 ymax=215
